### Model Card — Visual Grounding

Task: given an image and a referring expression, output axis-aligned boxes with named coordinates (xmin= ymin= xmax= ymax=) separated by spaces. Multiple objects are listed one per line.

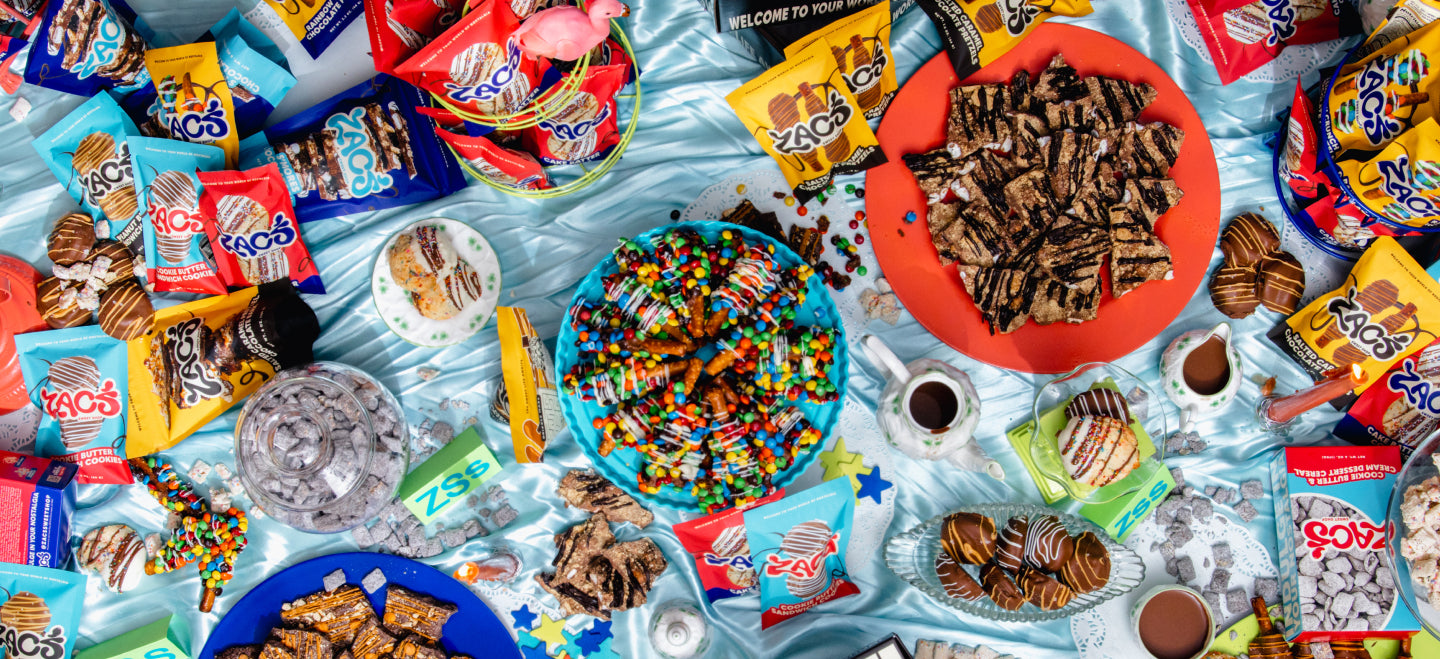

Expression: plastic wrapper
xmin=0 ymin=563 xmax=86 ymax=659
xmin=1336 ymin=116 xmax=1440 ymax=228
xmin=782 ymin=0 xmax=897 ymax=119
xmin=496 ymin=307 xmax=564 ymax=463
xmin=131 ymin=136 xmax=227 ymax=295
xmin=24 ymin=0 xmax=151 ymax=96
xmin=523 ymin=63 xmax=627 ymax=165
xmin=437 ymin=128 xmax=550 ymax=189
xmin=1188 ymin=0 xmax=1361 ymax=85
xmin=916 ymin=0 xmax=1092 ymax=80
xmin=743 ymin=478 xmax=860 ymax=628
xmin=14 ymin=325 xmax=130 ymax=484
xmin=32 ymin=93 xmax=145 ymax=259
xmin=198 ymin=163 xmax=324 ymax=294
xmin=207 ymin=9 xmax=297 ymax=136
xmin=674 ymin=490 xmax=783 ymax=602
xmin=1334 ymin=335 xmax=1440 ymax=458
xmin=257 ymin=0 xmax=362 ymax=59
xmin=394 ymin=0 xmax=555 ymax=117
xmin=1329 ymin=19 xmax=1440 ymax=159
xmin=143 ymin=42 xmax=240 ymax=168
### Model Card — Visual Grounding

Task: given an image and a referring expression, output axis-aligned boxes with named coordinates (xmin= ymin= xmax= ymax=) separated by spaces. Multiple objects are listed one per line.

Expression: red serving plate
xmin=865 ymin=24 xmax=1220 ymax=374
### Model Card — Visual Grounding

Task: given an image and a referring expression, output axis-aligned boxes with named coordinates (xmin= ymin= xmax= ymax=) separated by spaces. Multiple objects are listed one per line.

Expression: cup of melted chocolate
xmin=1159 ymin=322 xmax=1244 ymax=432
xmin=1130 ymin=585 xmax=1214 ymax=659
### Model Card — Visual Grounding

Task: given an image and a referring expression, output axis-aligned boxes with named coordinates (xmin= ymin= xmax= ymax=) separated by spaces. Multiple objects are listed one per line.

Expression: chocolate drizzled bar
xmin=535 ymin=513 xmax=668 ymax=619
xmin=947 ymin=84 xmax=1011 ymax=160
xmin=270 ymin=628 xmax=333 ymax=659
xmin=280 ymin=585 xmax=376 ymax=646
xmin=381 ymin=585 xmax=456 ymax=642
xmin=273 ymin=102 xmax=418 ymax=202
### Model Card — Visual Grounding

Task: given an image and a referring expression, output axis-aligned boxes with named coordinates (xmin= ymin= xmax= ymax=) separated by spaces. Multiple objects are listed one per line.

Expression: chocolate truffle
xmin=37 ymin=277 xmax=90 ymax=328
xmin=941 ymin=512 xmax=997 ymax=565
xmin=934 ymin=551 xmax=983 ymax=601
xmin=48 ymin=212 xmax=95 ymax=266
xmin=1017 ymin=566 xmax=1074 ymax=610
xmin=89 ymin=240 xmax=135 ymax=287
xmin=1219 ymin=212 xmax=1280 ymax=268
xmin=980 ymin=562 xmax=1025 ymax=611
xmin=98 ymin=279 xmax=153 ymax=341
xmin=1064 ymin=388 xmax=1132 ymax=424
xmin=1258 ymin=251 xmax=1305 ymax=315
xmin=1058 ymin=531 xmax=1111 ymax=594
xmin=994 ymin=516 xmax=1029 ymax=573
xmin=1209 ymin=262 xmax=1260 ymax=319
xmin=1024 ymin=515 xmax=1076 ymax=572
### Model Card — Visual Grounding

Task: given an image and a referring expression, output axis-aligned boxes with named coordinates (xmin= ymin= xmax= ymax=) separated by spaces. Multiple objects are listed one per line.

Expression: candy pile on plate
xmin=563 ymin=227 xmax=840 ymax=512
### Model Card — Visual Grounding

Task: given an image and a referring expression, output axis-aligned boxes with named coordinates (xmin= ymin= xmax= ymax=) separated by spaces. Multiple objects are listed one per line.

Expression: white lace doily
xmin=1071 ymin=510 xmax=1279 ymax=658
xmin=0 ymin=404 xmax=39 ymax=455
xmin=1278 ymin=215 xmax=1350 ymax=308
xmin=681 ymin=168 xmax=882 ymax=348
xmin=1163 ymin=0 xmax=1352 ymax=84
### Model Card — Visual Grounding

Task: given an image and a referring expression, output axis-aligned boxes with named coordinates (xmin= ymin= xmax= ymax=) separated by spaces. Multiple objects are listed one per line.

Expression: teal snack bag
xmin=0 ymin=563 xmax=86 ymax=659
xmin=32 ymin=94 xmax=145 ymax=259
xmin=14 ymin=326 xmax=131 ymax=485
xmin=130 ymin=137 xmax=227 ymax=295
xmin=206 ymin=9 xmax=297 ymax=136
xmin=742 ymin=477 xmax=860 ymax=628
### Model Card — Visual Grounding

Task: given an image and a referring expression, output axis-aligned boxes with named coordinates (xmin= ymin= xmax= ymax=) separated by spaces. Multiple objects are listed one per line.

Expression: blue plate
xmin=555 ymin=221 xmax=849 ymax=511
xmin=200 ymin=552 xmax=520 ymax=659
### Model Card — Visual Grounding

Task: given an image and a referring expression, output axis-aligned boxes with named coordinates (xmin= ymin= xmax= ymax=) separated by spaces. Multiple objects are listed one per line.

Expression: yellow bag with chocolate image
xmin=916 ymin=0 xmax=1092 ymax=79
xmin=1267 ymin=237 xmax=1440 ymax=402
xmin=727 ymin=38 xmax=885 ymax=203
xmin=143 ymin=42 xmax=240 ymax=168
xmin=783 ymin=0 xmax=899 ymax=120
xmin=1328 ymin=19 xmax=1440 ymax=159
xmin=1337 ymin=116 xmax=1440 ymax=228
xmin=127 ymin=282 xmax=319 ymax=456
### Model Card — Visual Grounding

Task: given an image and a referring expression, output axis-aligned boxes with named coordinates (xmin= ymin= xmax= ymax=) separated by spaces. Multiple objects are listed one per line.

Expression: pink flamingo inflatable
xmin=514 ymin=0 xmax=629 ymax=62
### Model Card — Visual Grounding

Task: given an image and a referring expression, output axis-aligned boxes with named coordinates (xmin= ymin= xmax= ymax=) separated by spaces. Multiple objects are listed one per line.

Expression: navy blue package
xmin=239 ymin=75 xmax=466 ymax=222
xmin=25 ymin=0 xmax=152 ymax=97
xmin=257 ymin=0 xmax=362 ymax=60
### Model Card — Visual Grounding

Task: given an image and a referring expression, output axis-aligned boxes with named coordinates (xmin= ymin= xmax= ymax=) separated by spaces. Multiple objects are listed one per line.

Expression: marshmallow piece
xmin=362 ymin=568 xmax=387 ymax=593
xmin=323 ymin=569 xmax=346 ymax=592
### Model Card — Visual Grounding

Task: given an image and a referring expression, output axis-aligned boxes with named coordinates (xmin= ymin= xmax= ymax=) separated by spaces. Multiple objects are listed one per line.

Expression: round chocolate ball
xmin=98 ymin=279 xmax=153 ymax=341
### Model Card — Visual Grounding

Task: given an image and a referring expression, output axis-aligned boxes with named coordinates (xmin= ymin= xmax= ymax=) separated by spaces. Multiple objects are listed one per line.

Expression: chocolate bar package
xmin=742 ymin=478 xmax=860 ymax=628
xmin=1334 ymin=335 xmax=1440 ymax=459
xmin=131 ymin=137 xmax=228 ymax=295
xmin=206 ymin=9 xmax=297 ymax=137
xmin=437 ymin=128 xmax=550 ymax=190
xmin=32 ymin=93 xmax=145 ymax=259
xmin=782 ymin=0 xmax=897 ymax=119
xmin=239 ymin=75 xmax=466 ymax=222
xmin=198 ymin=163 xmax=325 ymax=294
xmin=143 ymin=42 xmax=240 ymax=168
xmin=14 ymin=325 xmax=131 ymax=484
xmin=674 ymin=490 xmax=783 ymax=602
xmin=0 ymin=451 xmax=76 ymax=568
xmin=0 ymin=563 xmax=86 ymax=659
xmin=1187 ymin=0 xmax=1361 ymax=85
xmin=258 ymin=0 xmax=363 ymax=59
xmin=24 ymin=0 xmax=151 ymax=97
xmin=127 ymin=282 xmax=319 ymax=457
xmin=916 ymin=0 xmax=1092 ymax=80
xmin=1270 ymin=446 xmax=1421 ymax=641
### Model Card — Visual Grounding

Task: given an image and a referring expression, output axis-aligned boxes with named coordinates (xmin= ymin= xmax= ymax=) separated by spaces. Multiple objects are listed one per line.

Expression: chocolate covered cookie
xmin=1258 ymin=251 xmax=1305 ymax=315
xmin=1219 ymin=212 xmax=1280 ymax=268
xmin=1018 ymin=566 xmax=1075 ymax=610
xmin=48 ymin=212 xmax=95 ymax=265
xmin=934 ymin=551 xmax=983 ymax=601
xmin=941 ymin=511 xmax=997 ymax=565
xmin=995 ymin=516 xmax=1029 ymax=573
xmin=1210 ymin=262 xmax=1261 ymax=319
xmin=980 ymin=562 xmax=1025 ymax=611
xmin=1023 ymin=515 xmax=1075 ymax=572
xmin=1058 ymin=531 xmax=1110 ymax=594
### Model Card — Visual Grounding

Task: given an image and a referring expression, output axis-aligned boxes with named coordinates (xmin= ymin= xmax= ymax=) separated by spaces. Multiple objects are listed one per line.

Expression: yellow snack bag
xmin=782 ymin=0 xmax=899 ymax=119
xmin=727 ymin=38 xmax=885 ymax=203
xmin=1329 ymin=19 xmax=1440 ymax=157
xmin=143 ymin=42 xmax=240 ymax=168
xmin=916 ymin=0 xmax=1093 ymax=79
xmin=127 ymin=283 xmax=319 ymax=456
xmin=1267 ymin=236 xmax=1440 ymax=400
xmin=1357 ymin=0 xmax=1440 ymax=61
xmin=495 ymin=307 xmax=565 ymax=463
xmin=1339 ymin=116 xmax=1440 ymax=228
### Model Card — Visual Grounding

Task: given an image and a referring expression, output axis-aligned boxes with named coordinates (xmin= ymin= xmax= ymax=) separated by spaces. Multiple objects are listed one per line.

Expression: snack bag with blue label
xmin=394 ymin=0 xmax=553 ymax=118
xmin=32 ymin=93 xmax=146 ymax=260
xmin=14 ymin=325 xmax=131 ymax=484
xmin=24 ymin=0 xmax=151 ymax=96
xmin=131 ymin=137 xmax=228 ymax=295
xmin=675 ymin=490 xmax=784 ymax=602
xmin=742 ymin=478 xmax=860 ymax=628
xmin=239 ymin=75 xmax=466 ymax=222
xmin=197 ymin=163 xmax=324 ymax=295
xmin=437 ymin=128 xmax=550 ymax=190
xmin=258 ymin=0 xmax=363 ymax=59
xmin=0 ymin=563 xmax=86 ymax=659
xmin=206 ymin=9 xmax=297 ymax=137
xmin=524 ymin=63 xmax=626 ymax=166
xmin=143 ymin=42 xmax=240 ymax=168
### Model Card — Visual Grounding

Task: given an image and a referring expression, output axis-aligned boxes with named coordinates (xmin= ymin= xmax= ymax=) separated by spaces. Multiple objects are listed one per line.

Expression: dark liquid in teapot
xmin=910 ymin=381 xmax=959 ymax=430
xmin=1183 ymin=336 xmax=1230 ymax=396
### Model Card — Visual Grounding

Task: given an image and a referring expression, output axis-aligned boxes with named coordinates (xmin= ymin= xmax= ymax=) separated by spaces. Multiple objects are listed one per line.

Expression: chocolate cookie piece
xmin=1084 ymin=76 xmax=1156 ymax=131
xmin=722 ymin=200 xmax=785 ymax=242
xmin=1258 ymin=251 xmax=1305 ymax=315
xmin=1044 ymin=99 xmax=1095 ymax=132
xmin=786 ymin=225 xmax=824 ymax=266
xmin=49 ymin=212 xmax=95 ymax=265
xmin=349 ymin=618 xmax=396 ymax=659
xmin=270 ymin=628 xmax=332 ymax=659
xmin=981 ymin=562 xmax=1026 ymax=611
xmin=940 ymin=511 xmax=998 ymax=565
xmin=1017 ymin=566 xmax=1075 ymax=610
xmin=1108 ymin=205 xmax=1173 ymax=298
xmin=382 ymin=585 xmax=457 ymax=642
xmin=927 ymin=200 xmax=961 ymax=242
xmin=1219 ymin=212 xmax=1281 ymax=268
xmin=1030 ymin=276 xmax=1101 ymax=325
xmin=957 ymin=265 xmax=1033 ymax=335
xmin=1122 ymin=178 xmax=1184 ymax=226
xmin=1035 ymin=217 xmax=1108 ymax=291
xmin=1002 ymin=168 xmax=1062 ymax=246
xmin=1033 ymin=54 xmax=1088 ymax=103
xmin=1058 ymin=531 xmax=1111 ymax=594
xmin=947 ymin=84 xmax=1011 ymax=160
xmin=98 ymin=278 xmax=153 ymax=341
xmin=995 ymin=516 xmax=1030 ymax=573
xmin=1023 ymin=515 xmax=1075 ymax=572
xmin=1008 ymin=69 xmax=1034 ymax=113
xmin=1044 ymin=130 xmax=1099 ymax=204
xmin=903 ymin=148 xmax=970 ymax=204
xmin=1118 ymin=122 xmax=1185 ymax=177
xmin=935 ymin=551 xmax=984 ymax=601
xmin=1010 ymin=112 xmax=1048 ymax=169
xmin=37 ymin=276 xmax=90 ymax=328
xmin=1210 ymin=262 xmax=1261 ymax=319
xmin=1065 ymin=389 xmax=1132 ymax=424
xmin=536 ymin=513 xmax=667 ymax=619
xmin=557 ymin=469 xmax=653 ymax=529
xmin=390 ymin=636 xmax=444 ymax=659
xmin=280 ymin=585 xmax=376 ymax=646
xmin=935 ymin=204 xmax=1013 ymax=268
xmin=216 ymin=645 xmax=262 ymax=659
xmin=950 ymin=149 xmax=1016 ymax=213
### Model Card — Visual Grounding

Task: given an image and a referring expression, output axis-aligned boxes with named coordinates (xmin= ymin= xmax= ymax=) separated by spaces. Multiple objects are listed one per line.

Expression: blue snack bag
xmin=257 ymin=0 xmax=362 ymax=59
xmin=32 ymin=93 xmax=146 ymax=259
xmin=0 ymin=563 xmax=86 ymax=659
xmin=742 ymin=477 xmax=861 ymax=628
xmin=240 ymin=75 xmax=466 ymax=222
xmin=14 ymin=326 xmax=131 ymax=485
xmin=205 ymin=9 xmax=297 ymax=136
xmin=130 ymin=137 xmax=228 ymax=295
xmin=24 ymin=0 xmax=152 ymax=97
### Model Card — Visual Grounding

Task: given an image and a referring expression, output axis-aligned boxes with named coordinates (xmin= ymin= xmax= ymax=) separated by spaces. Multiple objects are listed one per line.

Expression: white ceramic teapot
xmin=861 ymin=335 xmax=1002 ymax=479
xmin=1159 ymin=322 xmax=1244 ymax=432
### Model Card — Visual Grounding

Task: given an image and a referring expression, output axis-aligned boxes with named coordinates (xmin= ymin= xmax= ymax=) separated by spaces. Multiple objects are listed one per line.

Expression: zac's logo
xmin=443 ymin=39 xmax=524 ymax=104
xmin=39 ymin=379 xmax=121 ymax=422
xmin=703 ymin=553 xmax=754 ymax=570
xmin=168 ymin=97 xmax=230 ymax=143
xmin=167 ymin=317 xmax=225 ymax=407
xmin=1388 ymin=358 xmax=1440 ymax=418
xmin=1325 ymin=286 xmax=1415 ymax=361
xmin=997 ymin=0 xmax=1040 ymax=37
xmin=1301 ymin=517 xmax=1386 ymax=559
xmin=537 ymin=99 xmax=611 ymax=142
xmin=1261 ymin=0 xmax=1299 ymax=47
xmin=763 ymin=529 xmax=839 ymax=581
xmin=840 ymin=42 xmax=887 ymax=95
xmin=1375 ymin=154 xmax=1439 ymax=220
xmin=79 ymin=144 xmax=132 ymax=207
xmin=219 ymin=211 xmax=297 ymax=258
xmin=326 ymin=108 xmax=395 ymax=198
xmin=151 ymin=201 xmax=205 ymax=237
xmin=768 ymin=88 xmax=853 ymax=156
xmin=1358 ymin=58 xmax=1403 ymax=146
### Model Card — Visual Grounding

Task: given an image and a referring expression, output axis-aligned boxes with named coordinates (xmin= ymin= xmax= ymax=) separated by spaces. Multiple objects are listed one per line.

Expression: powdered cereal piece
xmin=1177 ymin=555 xmax=1195 ymax=583
xmin=431 ymin=422 xmax=454 ymax=445
xmin=1167 ymin=523 xmax=1193 ymax=547
xmin=416 ymin=367 xmax=440 ymax=381
xmin=1159 ymin=540 xmax=1176 ymax=561
xmin=10 ymin=97 xmax=31 ymax=122
xmin=214 ymin=462 xmax=234 ymax=480
xmin=1175 ymin=506 xmax=1193 ymax=525
xmin=1240 ymin=479 xmax=1264 ymax=500
xmin=1192 ymin=498 xmax=1213 ymax=521
xmin=1213 ymin=542 xmax=1232 ymax=568
xmin=352 ymin=524 xmax=374 ymax=548
xmin=1216 ymin=487 xmax=1238 ymax=505
xmin=1165 ymin=558 xmax=1178 ymax=577
xmin=1165 ymin=432 xmax=1187 ymax=454
xmin=324 ymin=569 xmax=347 ymax=592
xmin=462 ymin=519 xmax=481 ymax=538
xmin=1234 ymin=499 xmax=1258 ymax=522
xmin=482 ymin=486 xmax=506 ymax=504
xmin=371 ymin=520 xmax=393 ymax=543
xmin=1209 ymin=568 xmax=1230 ymax=592
xmin=440 ymin=528 xmax=465 ymax=549
xmin=1169 ymin=467 xmax=1184 ymax=489
xmin=1185 ymin=436 xmax=1207 ymax=453
xmin=1202 ymin=590 xmax=1223 ymax=621
xmin=1205 ymin=485 xmax=1218 ymax=497
xmin=494 ymin=504 xmax=518 ymax=526
xmin=1226 ymin=588 xmax=1247 ymax=615
xmin=189 ymin=460 xmax=212 ymax=481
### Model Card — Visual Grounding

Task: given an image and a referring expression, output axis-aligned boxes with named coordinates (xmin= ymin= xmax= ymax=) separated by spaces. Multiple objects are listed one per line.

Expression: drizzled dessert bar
xmin=273 ymin=102 xmax=418 ymax=202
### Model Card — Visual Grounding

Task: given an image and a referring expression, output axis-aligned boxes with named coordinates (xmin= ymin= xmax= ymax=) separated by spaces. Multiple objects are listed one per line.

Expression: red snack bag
xmin=524 ymin=63 xmax=627 ymax=165
xmin=390 ymin=0 xmax=461 ymax=40
xmin=1335 ymin=336 xmax=1440 ymax=459
xmin=1186 ymin=0 xmax=1360 ymax=84
xmin=197 ymin=163 xmax=325 ymax=294
xmin=394 ymin=0 xmax=548 ymax=117
xmin=437 ymin=128 xmax=551 ymax=190
xmin=1283 ymin=80 xmax=1328 ymax=200
xmin=674 ymin=490 xmax=783 ymax=603
xmin=365 ymin=0 xmax=417 ymax=75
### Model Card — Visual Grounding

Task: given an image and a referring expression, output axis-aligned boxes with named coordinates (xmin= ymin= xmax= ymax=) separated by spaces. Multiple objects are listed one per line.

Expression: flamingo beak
xmin=620 ymin=3 xmax=630 ymax=16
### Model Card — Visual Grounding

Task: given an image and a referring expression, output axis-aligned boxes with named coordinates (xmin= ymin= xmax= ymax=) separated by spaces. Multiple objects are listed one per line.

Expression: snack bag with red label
xmin=1283 ymin=80 xmax=1329 ymax=201
xmin=1334 ymin=336 xmax=1440 ymax=459
xmin=14 ymin=325 xmax=131 ymax=484
xmin=438 ymin=128 xmax=551 ymax=189
xmin=675 ymin=490 xmax=784 ymax=602
xmin=131 ymin=137 xmax=227 ymax=295
xmin=394 ymin=0 xmax=551 ymax=117
xmin=143 ymin=42 xmax=241 ymax=168
xmin=742 ymin=478 xmax=859 ymax=628
xmin=1270 ymin=445 xmax=1421 ymax=641
xmin=389 ymin=0 xmax=462 ymax=44
xmin=197 ymin=163 xmax=324 ymax=295
xmin=524 ymin=63 xmax=627 ymax=166
xmin=1186 ymin=0 xmax=1361 ymax=85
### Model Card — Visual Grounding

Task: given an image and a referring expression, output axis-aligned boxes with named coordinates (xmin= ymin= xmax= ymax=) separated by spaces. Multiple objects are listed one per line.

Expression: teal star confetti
xmin=516 ymin=631 xmax=543 ymax=650
xmin=856 ymin=466 xmax=894 ymax=504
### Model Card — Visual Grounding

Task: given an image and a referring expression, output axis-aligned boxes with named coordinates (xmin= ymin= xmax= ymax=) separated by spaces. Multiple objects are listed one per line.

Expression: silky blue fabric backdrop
xmin=0 ymin=0 xmax=1362 ymax=657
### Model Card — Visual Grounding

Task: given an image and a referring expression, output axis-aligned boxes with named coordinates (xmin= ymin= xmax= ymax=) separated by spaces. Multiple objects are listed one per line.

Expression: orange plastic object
xmin=864 ymin=24 xmax=1221 ymax=374
xmin=0 ymin=255 xmax=45 ymax=413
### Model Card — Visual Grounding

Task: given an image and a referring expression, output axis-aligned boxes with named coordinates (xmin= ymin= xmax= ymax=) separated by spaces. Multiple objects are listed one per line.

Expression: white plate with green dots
xmin=371 ymin=218 xmax=502 ymax=348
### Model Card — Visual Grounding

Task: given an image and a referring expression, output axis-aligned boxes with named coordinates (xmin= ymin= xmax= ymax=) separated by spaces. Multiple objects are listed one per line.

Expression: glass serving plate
xmin=1030 ymin=362 xmax=1169 ymax=504
xmin=885 ymin=502 xmax=1146 ymax=622
xmin=1386 ymin=428 xmax=1440 ymax=640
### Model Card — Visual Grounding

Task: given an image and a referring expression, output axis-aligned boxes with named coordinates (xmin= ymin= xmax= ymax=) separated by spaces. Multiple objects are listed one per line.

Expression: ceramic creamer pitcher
xmin=1159 ymin=323 xmax=1243 ymax=432
xmin=861 ymin=335 xmax=1002 ymax=479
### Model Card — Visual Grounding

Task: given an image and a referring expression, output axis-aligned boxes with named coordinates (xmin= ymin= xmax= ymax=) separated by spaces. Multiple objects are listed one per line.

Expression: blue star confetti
xmin=584 ymin=620 xmax=613 ymax=642
xmin=519 ymin=641 xmax=551 ymax=659
xmin=574 ymin=627 xmax=606 ymax=655
xmin=511 ymin=605 xmax=538 ymax=631
xmin=585 ymin=638 xmax=622 ymax=659
xmin=856 ymin=466 xmax=894 ymax=504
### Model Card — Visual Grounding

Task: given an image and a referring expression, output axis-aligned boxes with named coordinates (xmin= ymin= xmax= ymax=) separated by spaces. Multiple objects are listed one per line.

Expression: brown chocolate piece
xmin=722 ymin=200 xmax=785 ymax=242
xmin=934 ymin=551 xmax=983 ymax=601
xmin=1064 ymin=389 xmax=1132 ymax=424
xmin=382 ymin=586 xmax=456 ymax=643
xmin=935 ymin=204 xmax=1014 ymax=268
xmin=1035 ymin=217 xmax=1108 ymax=291
xmin=556 ymin=469 xmax=653 ymax=528
xmin=349 ymin=619 xmax=396 ymax=659
xmin=1257 ymin=251 xmax=1305 ymax=315
xmin=258 ymin=644 xmax=294 ymax=659
xmin=902 ymin=148 xmax=968 ymax=204
xmin=1084 ymin=75 xmax=1156 ymax=131
xmin=217 ymin=646 xmax=262 ymax=659
xmin=1008 ymin=70 xmax=1034 ymax=113
xmin=1010 ymin=112 xmax=1048 ymax=169
xmin=1123 ymin=178 xmax=1184 ymax=226
xmin=535 ymin=513 xmax=667 ymax=619
xmin=37 ymin=277 xmax=90 ymax=328
xmin=957 ymin=265 xmax=1033 ymax=335
xmin=1017 ymin=566 xmax=1075 ymax=610
xmin=48 ymin=212 xmax=95 ymax=265
xmin=940 ymin=511 xmax=997 ymax=565
xmin=994 ymin=516 xmax=1029 ymax=573
xmin=1058 ymin=531 xmax=1111 ymax=594
xmin=390 ymin=636 xmax=444 ymax=659
xmin=98 ymin=278 xmax=153 ymax=340
xmin=1119 ymin=122 xmax=1185 ymax=178
xmin=271 ymin=628 xmax=333 ymax=659
xmin=786 ymin=225 xmax=823 ymax=265
xmin=980 ymin=562 xmax=1026 ymax=611
xmin=1033 ymin=54 xmax=1088 ymax=103
xmin=1030 ymin=276 xmax=1101 ymax=325
xmin=1219 ymin=213 xmax=1281 ymax=268
xmin=1108 ymin=205 xmax=1173 ymax=298
xmin=1209 ymin=262 xmax=1261 ymax=319
xmin=281 ymin=586 xmax=376 ymax=646
xmin=1044 ymin=130 xmax=1098 ymax=204
xmin=947 ymin=84 xmax=1011 ymax=160
xmin=1023 ymin=515 xmax=1075 ymax=572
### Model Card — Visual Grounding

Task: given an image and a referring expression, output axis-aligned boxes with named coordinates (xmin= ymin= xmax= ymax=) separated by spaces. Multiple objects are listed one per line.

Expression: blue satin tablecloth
xmin=0 ymin=0 xmax=1367 ymax=657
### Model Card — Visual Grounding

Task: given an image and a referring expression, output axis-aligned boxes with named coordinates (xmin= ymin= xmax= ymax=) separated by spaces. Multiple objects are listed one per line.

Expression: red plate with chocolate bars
xmin=865 ymin=24 xmax=1220 ymax=374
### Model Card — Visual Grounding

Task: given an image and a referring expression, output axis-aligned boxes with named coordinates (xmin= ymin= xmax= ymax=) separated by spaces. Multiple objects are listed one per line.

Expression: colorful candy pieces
xmin=129 ymin=456 xmax=249 ymax=613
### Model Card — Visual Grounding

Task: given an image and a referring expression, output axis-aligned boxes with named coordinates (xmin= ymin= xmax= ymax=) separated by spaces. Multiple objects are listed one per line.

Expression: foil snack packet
xmin=143 ymin=42 xmax=240 ymax=168
xmin=743 ymin=477 xmax=860 ymax=628
xmin=1189 ymin=0 xmax=1360 ymax=85
xmin=675 ymin=490 xmax=784 ymax=602
xmin=131 ymin=137 xmax=227 ymax=295
xmin=14 ymin=325 xmax=130 ymax=484
xmin=783 ymin=0 xmax=897 ymax=120
xmin=1327 ymin=19 xmax=1440 ymax=160
xmin=0 ymin=563 xmax=86 ymax=659
xmin=126 ymin=282 xmax=320 ymax=457
xmin=727 ymin=38 xmax=885 ymax=203
xmin=916 ymin=0 xmax=1092 ymax=80
xmin=198 ymin=163 xmax=324 ymax=295
xmin=258 ymin=0 xmax=363 ymax=59
xmin=496 ymin=307 xmax=564 ymax=463
xmin=207 ymin=9 xmax=297 ymax=137
xmin=24 ymin=0 xmax=151 ymax=97
xmin=437 ymin=128 xmax=550 ymax=190
xmin=524 ymin=63 xmax=627 ymax=166
xmin=33 ymin=93 xmax=145 ymax=260
xmin=1334 ymin=336 xmax=1440 ymax=458
xmin=1335 ymin=116 xmax=1440 ymax=229
xmin=394 ymin=0 xmax=553 ymax=118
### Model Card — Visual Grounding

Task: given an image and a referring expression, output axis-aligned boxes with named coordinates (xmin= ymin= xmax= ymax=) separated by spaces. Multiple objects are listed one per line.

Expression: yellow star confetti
xmin=819 ymin=436 xmax=872 ymax=492
xmin=530 ymin=614 xmax=568 ymax=653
